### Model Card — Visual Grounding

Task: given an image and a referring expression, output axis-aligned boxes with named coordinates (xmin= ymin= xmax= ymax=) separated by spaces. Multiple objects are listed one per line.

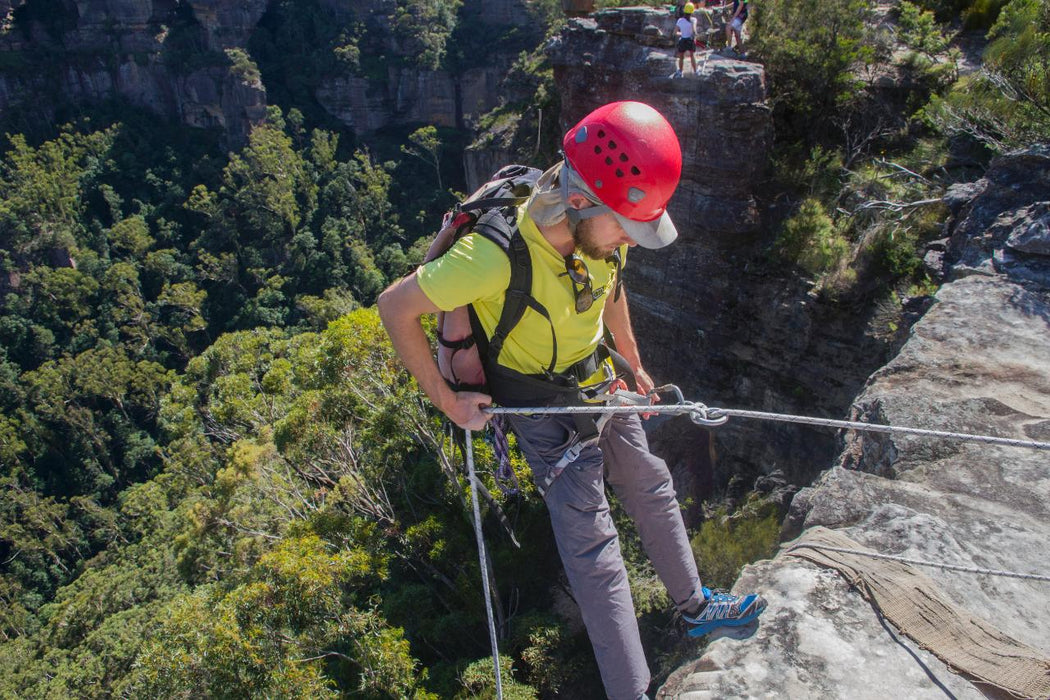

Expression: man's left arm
xmin=603 ymin=286 xmax=656 ymax=396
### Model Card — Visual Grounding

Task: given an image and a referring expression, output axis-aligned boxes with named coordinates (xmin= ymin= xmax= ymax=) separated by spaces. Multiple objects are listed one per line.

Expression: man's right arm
xmin=377 ymin=273 xmax=492 ymax=430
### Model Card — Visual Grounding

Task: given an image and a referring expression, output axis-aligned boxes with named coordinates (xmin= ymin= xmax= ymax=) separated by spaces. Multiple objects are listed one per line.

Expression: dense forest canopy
xmin=0 ymin=0 xmax=1047 ymax=695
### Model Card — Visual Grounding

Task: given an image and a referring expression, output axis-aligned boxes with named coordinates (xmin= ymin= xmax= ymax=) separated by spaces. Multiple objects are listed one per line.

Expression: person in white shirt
xmin=673 ymin=2 xmax=699 ymax=78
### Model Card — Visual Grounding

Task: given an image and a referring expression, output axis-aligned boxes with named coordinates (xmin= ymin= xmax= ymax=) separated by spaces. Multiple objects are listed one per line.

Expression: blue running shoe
xmin=683 ymin=587 xmax=767 ymax=637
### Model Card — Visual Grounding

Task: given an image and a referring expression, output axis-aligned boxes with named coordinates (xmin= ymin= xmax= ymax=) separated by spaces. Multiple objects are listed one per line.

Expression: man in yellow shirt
xmin=379 ymin=101 xmax=765 ymax=700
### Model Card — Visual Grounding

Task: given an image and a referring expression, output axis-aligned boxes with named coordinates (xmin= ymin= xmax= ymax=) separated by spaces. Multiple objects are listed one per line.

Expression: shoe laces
xmin=684 ymin=588 xmax=754 ymax=623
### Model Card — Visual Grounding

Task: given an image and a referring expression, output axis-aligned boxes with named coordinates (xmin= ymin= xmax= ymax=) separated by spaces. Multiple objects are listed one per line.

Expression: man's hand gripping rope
xmin=444 ymin=390 xmax=493 ymax=430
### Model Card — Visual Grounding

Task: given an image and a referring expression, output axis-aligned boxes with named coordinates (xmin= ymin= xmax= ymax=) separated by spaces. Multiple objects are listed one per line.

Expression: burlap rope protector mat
xmin=786 ymin=526 xmax=1050 ymax=699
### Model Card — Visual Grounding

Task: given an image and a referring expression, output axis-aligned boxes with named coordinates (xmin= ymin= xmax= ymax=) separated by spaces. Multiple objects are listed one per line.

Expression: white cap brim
xmin=612 ymin=210 xmax=678 ymax=249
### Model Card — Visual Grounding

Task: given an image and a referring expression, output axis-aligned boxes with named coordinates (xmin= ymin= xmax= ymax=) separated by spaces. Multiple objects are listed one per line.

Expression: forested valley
xmin=0 ymin=0 xmax=1047 ymax=695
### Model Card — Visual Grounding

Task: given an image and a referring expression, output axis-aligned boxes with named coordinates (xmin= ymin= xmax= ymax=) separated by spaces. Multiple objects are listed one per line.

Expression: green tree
xmin=221 ymin=120 xmax=317 ymax=243
xmin=926 ymin=0 xmax=1050 ymax=150
xmin=107 ymin=215 xmax=155 ymax=257
xmin=750 ymin=0 xmax=875 ymax=140
xmin=898 ymin=1 xmax=951 ymax=58
xmin=391 ymin=0 xmax=463 ymax=70
xmin=0 ymin=128 xmax=115 ymax=256
xmin=127 ymin=533 xmax=426 ymax=698
xmin=100 ymin=262 xmax=153 ymax=353
xmin=402 ymin=126 xmax=444 ymax=191
xmin=153 ymin=281 xmax=208 ymax=359
xmin=19 ymin=346 xmax=171 ymax=500
xmin=0 ymin=473 xmax=88 ymax=638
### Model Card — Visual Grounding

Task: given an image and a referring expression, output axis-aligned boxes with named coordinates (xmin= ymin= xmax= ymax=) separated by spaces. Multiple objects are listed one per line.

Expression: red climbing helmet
xmin=562 ymin=101 xmax=682 ymax=248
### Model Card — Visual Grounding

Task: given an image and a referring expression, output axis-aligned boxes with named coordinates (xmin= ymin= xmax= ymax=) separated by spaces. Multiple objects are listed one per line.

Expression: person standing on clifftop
xmin=726 ymin=0 xmax=749 ymax=54
xmin=378 ymin=101 xmax=767 ymax=700
xmin=673 ymin=2 xmax=699 ymax=78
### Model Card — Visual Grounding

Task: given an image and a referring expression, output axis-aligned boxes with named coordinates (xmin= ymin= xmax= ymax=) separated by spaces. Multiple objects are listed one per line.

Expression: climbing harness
xmin=533 ymin=381 xmax=658 ymax=495
xmin=461 ymin=388 xmax=1050 ymax=696
xmin=788 ymin=542 xmax=1050 ymax=583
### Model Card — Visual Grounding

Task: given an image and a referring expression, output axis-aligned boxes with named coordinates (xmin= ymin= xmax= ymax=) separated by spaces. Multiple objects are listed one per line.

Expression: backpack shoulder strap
xmin=468 ymin=206 xmax=558 ymax=376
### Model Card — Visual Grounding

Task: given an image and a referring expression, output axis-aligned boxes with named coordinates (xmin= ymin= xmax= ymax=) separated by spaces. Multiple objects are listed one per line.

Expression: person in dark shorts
xmin=673 ymin=2 xmax=698 ymax=78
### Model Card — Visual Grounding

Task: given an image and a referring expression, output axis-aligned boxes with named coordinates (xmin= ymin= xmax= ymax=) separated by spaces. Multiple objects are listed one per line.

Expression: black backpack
xmin=423 ymin=164 xmax=631 ymax=407
xmin=423 ymin=165 xmax=544 ymax=392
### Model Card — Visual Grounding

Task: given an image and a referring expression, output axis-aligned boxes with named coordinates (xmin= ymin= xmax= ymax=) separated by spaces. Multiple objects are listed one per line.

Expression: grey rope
xmin=788 ymin=543 xmax=1050 ymax=583
xmin=710 ymin=407 xmax=1050 ymax=451
xmin=483 ymin=402 xmax=1050 ymax=451
xmin=464 ymin=429 xmax=504 ymax=699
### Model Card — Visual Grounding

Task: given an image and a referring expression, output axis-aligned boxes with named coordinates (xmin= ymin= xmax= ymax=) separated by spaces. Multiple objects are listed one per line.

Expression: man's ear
xmin=566 ymin=192 xmax=592 ymax=210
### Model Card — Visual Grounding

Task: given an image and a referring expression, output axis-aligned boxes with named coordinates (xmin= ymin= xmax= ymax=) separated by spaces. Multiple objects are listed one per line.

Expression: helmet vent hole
xmin=615 ymin=168 xmax=624 ymax=178
xmin=594 ymin=146 xmax=602 ymax=154
xmin=607 ymin=140 xmax=617 ymax=149
xmin=631 ymin=166 xmax=641 ymax=175
xmin=619 ymin=153 xmax=629 ymax=162
xmin=597 ymin=129 xmax=606 ymax=138
xmin=605 ymin=156 xmax=613 ymax=165
xmin=595 ymin=179 xmax=604 ymax=189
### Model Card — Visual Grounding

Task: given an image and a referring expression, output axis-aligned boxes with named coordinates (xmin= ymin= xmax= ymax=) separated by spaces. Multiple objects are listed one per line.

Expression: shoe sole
xmin=686 ymin=607 xmax=765 ymax=637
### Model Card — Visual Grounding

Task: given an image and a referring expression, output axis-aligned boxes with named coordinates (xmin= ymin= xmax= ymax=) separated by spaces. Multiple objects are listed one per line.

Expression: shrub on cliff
xmin=775 ymin=198 xmax=851 ymax=279
xmin=224 ymin=48 xmax=262 ymax=86
xmin=924 ymin=0 xmax=1050 ymax=152
xmin=749 ymin=0 xmax=875 ymax=141
xmin=691 ymin=503 xmax=781 ymax=590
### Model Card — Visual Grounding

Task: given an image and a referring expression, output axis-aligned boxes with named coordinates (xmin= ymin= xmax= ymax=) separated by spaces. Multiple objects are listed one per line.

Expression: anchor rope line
xmin=788 ymin=543 xmax=1050 ymax=583
xmin=481 ymin=403 xmax=1050 ymax=451
xmin=714 ymin=407 xmax=1050 ymax=451
xmin=464 ymin=429 xmax=504 ymax=700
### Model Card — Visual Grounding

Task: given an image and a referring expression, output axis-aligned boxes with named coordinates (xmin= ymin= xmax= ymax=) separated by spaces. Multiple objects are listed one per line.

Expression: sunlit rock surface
xmin=659 ymin=149 xmax=1050 ymax=698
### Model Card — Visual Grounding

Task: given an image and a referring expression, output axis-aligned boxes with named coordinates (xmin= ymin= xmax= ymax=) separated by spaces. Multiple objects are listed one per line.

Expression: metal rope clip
xmin=649 ymin=383 xmax=685 ymax=404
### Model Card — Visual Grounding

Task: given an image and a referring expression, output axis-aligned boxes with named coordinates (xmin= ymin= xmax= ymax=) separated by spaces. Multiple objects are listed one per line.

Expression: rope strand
xmin=788 ymin=543 xmax=1050 ymax=582
xmin=482 ymin=403 xmax=1050 ymax=451
xmin=714 ymin=407 xmax=1050 ymax=451
xmin=465 ymin=430 xmax=504 ymax=699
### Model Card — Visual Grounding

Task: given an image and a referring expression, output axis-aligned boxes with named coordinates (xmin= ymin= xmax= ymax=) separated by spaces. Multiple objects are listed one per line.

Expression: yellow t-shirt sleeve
xmin=416 ymin=233 xmax=512 ymax=311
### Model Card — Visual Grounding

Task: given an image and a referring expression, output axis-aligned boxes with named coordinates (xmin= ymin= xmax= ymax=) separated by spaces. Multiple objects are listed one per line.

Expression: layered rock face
xmin=314 ymin=0 xmax=538 ymax=134
xmin=659 ymin=148 xmax=1050 ymax=698
xmin=316 ymin=58 xmax=518 ymax=135
xmin=0 ymin=0 xmax=535 ymax=144
xmin=539 ymin=9 xmax=899 ymax=494
xmin=0 ymin=0 xmax=267 ymax=144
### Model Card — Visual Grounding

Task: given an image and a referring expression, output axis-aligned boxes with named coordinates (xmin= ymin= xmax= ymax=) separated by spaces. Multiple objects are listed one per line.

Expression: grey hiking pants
xmin=507 ymin=412 xmax=704 ymax=700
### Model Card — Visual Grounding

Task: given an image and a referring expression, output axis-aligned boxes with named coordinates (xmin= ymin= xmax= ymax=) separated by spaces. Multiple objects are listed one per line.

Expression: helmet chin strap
xmin=560 ymin=161 xmax=611 ymax=234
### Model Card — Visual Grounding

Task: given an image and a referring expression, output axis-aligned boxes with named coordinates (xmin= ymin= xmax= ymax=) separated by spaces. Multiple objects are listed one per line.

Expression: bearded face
xmin=573 ymin=216 xmax=622 ymax=260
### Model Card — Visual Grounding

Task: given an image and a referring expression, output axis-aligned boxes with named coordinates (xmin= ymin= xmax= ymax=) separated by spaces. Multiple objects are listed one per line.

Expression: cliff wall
xmin=0 ymin=0 xmax=268 ymax=142
xmin=0 ymin=0 xmax=536 ymax=144
xmin=539 ymin=9 xmax=900 ymax=496
xmin=660 ymin=148 xmax=1050 ymax=698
